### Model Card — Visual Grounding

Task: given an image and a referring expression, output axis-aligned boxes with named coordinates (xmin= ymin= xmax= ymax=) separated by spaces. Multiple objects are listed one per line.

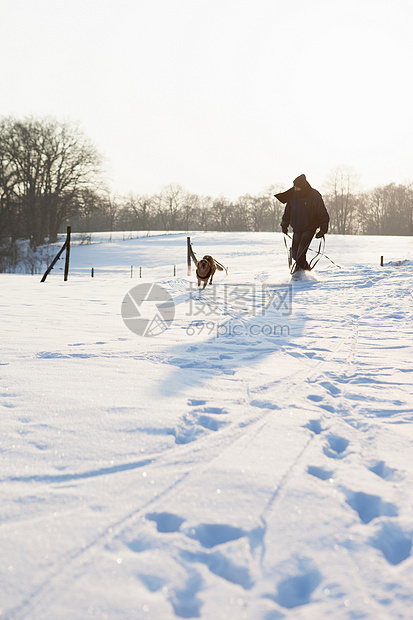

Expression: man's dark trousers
xmin=292 ymin=230 xmax=315 ymax=270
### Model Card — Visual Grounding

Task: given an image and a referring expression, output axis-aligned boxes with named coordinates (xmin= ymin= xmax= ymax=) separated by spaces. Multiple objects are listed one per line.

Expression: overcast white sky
xmin=1 ymin=0 xmax=412 ymax=198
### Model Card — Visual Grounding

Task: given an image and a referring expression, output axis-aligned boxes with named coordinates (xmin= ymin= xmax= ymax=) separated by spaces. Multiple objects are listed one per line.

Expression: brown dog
xmin=196 ymin=255 xmax=224 ymax=289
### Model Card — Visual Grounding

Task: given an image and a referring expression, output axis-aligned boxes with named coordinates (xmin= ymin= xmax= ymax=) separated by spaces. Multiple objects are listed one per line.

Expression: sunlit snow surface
xmin=1 ymin=232 xmax=413 ymax=619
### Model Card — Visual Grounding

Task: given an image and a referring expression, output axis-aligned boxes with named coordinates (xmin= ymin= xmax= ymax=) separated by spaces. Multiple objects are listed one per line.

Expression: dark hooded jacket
xmin=275 ymin=175 xmax=329 ymax=235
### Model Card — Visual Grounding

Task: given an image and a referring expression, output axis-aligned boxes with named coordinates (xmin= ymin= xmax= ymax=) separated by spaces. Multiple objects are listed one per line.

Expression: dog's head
xmin=197 ymin=256 xmax=212 ymax=277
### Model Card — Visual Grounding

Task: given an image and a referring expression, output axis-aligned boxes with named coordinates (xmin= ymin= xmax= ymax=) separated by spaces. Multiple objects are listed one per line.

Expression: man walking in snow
xmin=275 ymin=174 xmax=330 ymax=273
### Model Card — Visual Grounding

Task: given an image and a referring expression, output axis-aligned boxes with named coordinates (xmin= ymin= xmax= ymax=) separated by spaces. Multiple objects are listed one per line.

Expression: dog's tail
xmin=214 ymin=260 xmax=227 ymax=274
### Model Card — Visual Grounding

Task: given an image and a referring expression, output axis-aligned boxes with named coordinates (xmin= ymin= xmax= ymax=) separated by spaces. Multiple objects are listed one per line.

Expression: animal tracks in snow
xmin=171 ymin=400 xmax=229 ymax=445
xmin=15 ymin=291 xmax=413 ymax=617
xmin=124 ymin=510 xmax=261 ymax=615
xmin=136 ymin=397 xmax=233 ymax=447
xmin=302 ymin=414 xmax=411 ymax=571
xmin=299 ymin=323 xmax=413 ymax=574
xmin=172 ymin=411 xmax=229 ymax=445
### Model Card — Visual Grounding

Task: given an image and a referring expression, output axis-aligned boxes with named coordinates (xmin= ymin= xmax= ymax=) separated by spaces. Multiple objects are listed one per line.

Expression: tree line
xmin=1 ymin=116 xmax=412 ymax=269
xmin=73 ymin=175 xmax=413 ymax=237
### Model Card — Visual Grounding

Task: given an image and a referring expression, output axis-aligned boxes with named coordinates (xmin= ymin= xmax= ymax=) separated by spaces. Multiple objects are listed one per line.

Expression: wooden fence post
xmin=64 ymin=226 xmax=71 ymax=281
xmin=41 ymin=227 xmax=71 ymax=282
xmin=187 ymin=237 xmax=197 ymax=275
xmin=187 ymin=237 xmax=191 ymax=275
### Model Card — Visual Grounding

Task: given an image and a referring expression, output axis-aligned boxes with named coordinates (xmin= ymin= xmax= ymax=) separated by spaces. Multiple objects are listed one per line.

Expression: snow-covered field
xmin=1 ymin=231 xmax=413 ymax=620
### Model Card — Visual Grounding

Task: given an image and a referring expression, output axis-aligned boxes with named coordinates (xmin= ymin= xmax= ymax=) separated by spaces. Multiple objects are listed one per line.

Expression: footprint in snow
xmin=320 ymin=381 xmax=341 ymax=396
xmin=369 ymin=521 xmax=412 ymax=565
xmin=146 ymin=511 xmax=185 ymax=533
xmin=196 ymin=415 xmax=228 ymax=432
xmin=182 ymin=523 xmax=247 ymax=548
xmin=307 ymin=394 xmax=324 ymax=403
xmin=323 ymin=435 xmax=349 ymax=459
xmin=180 ymin=548 xmax=254 ymax=590
xmin=169 ymin=570 xmax=204 ymax=618
xmin=181 ymin=521 xmax=265 ymax=550
xmin=138 ymin=573 xmax=165 ymax=592
xmin=144 ymin=512 xmax=261 ymax=591
xmin=265 ymin=561 xmax=322 ymax=610
xmin=126 ymin=536 xmax=152 ymax=554
xmin=319 ymin=403 xmax=336 ymax=413
xmin=250 ymin=400 xmax=280 ymax=411
xmin=276 ymin=569 xmax=322 ymax=609
xmin=307 ymin=465 xmax=334 ymax=481
xmin=193 ymin=406 xmax=228 ymax=415
xmin=126 ymin=512 xmax=186 ymax=554
xmin=173 ymin=407 xmax=229 ymax=444
xmin=304 ymin=419 xmax=324 ymax=435
xmin=368 ymin=460 xmax=397 ymax=481
xmin=172 ymin=419 xmax=206 ymax=444
xmin=344 ymin=490 xmax=398 ymax=524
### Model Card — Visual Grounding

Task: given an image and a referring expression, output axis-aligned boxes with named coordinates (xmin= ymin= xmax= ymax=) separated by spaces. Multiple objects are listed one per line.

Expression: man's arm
xmin=316 ymin=193 xmax=329 ymax=234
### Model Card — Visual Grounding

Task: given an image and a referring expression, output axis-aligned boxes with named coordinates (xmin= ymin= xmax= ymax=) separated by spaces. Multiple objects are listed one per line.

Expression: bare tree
xmin=155 ymin=184 xmax=188 ymax=230
xmin=246 ymin=193 xmax=276 ymax=232
xmin=210 ymin=196 xmax=231 ymax=231
xmin=197 ymin=195 xmax=214 ymax=232
xmin=0 ymin=116 xmax=105 ymax=247
xmin=324 ymin=167 xmax=359 ymax=234
xmin=360 ymin=183 xmax=413 ymax=235
xmin=182 ymin=193 xmax=204 ymax=231
xmin=263 ymin=184 xmax=285 ymax=232
xmin=132 ymin=194 xmax=153 ymax=230
xmin=227 ymin=196 xmax=251 ymax=231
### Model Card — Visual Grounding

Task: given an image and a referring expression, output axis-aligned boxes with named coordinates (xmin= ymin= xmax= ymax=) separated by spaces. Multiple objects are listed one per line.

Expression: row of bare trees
xmin=324 ymin=168 xmax=413 ymax=235
xmin=1 ymin=116 xmax=412 ymax=271
xmin=70 ymin=174 xmax=413 ymax=237
xmin=69 ymin=184 xmax=286 ymax=235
